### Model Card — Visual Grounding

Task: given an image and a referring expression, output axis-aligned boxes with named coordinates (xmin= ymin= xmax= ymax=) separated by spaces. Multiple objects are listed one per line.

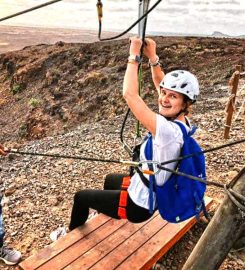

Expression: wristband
xmin=128 ymin=55 xmax=142 ymax=64
xmin=148 ymin=56 xmax=161 ymax=67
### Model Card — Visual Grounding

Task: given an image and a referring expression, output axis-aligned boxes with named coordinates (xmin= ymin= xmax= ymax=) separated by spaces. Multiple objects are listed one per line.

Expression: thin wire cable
xmin=0 ymin=0 xmax=62 ymax=22
xmin=6 ymin=138 xmax=244 ymax=167
xmin=160 ymin=138 xmax=245 ymax=166
xmin=7 ymin=149 xmax=121 ymax=164
xmin=98 ymin=0 xmax=162 ymax=41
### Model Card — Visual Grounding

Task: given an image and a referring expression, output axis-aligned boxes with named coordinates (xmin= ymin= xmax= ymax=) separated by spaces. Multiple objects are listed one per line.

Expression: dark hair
xmin=183 ymin=95 xmax=193 ymax=116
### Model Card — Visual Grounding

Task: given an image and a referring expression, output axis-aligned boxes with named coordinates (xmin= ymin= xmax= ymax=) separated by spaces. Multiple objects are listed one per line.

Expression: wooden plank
xmin=19 ymin=214 xmax=111 ymax=270
xmin=224 ymin=65 xmax=241 ymax=139
xmin=117 ymin=197 xmax=213 ymax=270
xmin=64 ymin=213 xmax=166 ymax=270
xmin=89 ymin=213 xmax=167 ymax=270
xmin=20 ymin=196 xmax=213 ymax=270
xmin=36 ymin=218 xmax=128 ymax=270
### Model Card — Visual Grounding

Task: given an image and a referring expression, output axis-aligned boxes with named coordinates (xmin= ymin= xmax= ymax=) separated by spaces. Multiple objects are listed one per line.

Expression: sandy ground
xmin=0 ymin=25 xmax=126 ymax=54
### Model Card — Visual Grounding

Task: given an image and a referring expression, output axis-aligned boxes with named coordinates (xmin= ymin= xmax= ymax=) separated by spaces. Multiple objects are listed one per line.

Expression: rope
xmin=0 ymin=0 xmax=62 ymax=22
xmin=157 ymin=165 xmax=245 ymax=211
xmin=224 ymin=185 xmax=245 ymax=212
xmin=157 ymin=165 xmax=223 ymax=188
xmin=120 ymin=1 xmax=153 ymax=155
xmin=160 ymin=138 xmax=245 ymax=166
xmin=5 ymin=138 xmax=244 ymax=167
xmin=5 ymin=144 xmax=245 ymax=208
xmin=135 ymin=0 xmax=151 ymax=140
xmin=98 ymin=0 xmax=162 ymax=41
xmin=7 ymin=149 xmax=121 ymax=164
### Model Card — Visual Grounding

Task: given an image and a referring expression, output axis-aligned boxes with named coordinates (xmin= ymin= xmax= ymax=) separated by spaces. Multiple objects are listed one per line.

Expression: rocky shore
xmin=0 ymin=33 xmax=244 ymax=269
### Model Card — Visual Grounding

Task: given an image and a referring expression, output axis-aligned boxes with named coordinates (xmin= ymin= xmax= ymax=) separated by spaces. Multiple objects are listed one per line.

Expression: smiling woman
xmin=63 ymin=37 xmax=203 ymax=231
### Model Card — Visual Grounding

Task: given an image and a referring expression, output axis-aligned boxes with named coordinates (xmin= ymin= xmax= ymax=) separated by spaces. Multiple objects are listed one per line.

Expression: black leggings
xmin=69 ymin=173 xmax=153 ymax=230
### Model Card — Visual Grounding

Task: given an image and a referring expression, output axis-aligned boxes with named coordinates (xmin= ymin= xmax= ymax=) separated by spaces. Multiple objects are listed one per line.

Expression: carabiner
xmin=138 ymin=160 xmax=161 ymax=175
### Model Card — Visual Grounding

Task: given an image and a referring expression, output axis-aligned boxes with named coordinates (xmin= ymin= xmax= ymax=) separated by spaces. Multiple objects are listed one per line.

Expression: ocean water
xmin=0 ymin=0 xmax=244 ymax=37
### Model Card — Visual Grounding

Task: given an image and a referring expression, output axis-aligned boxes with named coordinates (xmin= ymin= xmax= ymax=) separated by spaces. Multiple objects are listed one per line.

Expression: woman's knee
xmin=104 ymin=174 xmax=115 ymax=190
xmin=73 ymin=190 xmax=90 ymax=204
xmin=104 ymin=173 xmax=127 ymax=190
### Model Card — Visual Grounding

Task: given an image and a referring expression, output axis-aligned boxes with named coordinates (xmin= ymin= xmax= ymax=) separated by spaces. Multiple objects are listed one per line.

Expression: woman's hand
xmin=144 ymin=38 xmax=157 ymax=62
xmin=0 ymin=144 xmax=7 ymax=156
xmin=129 ymin=37 xmax=143 ymax=55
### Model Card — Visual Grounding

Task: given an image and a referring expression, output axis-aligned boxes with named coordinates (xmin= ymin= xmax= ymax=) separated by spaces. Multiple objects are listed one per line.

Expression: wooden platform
xmin=19 ymin=197 xmax=213 ymax=270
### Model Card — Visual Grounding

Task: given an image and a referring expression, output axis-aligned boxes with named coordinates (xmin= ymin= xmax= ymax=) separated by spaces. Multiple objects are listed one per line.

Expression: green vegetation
xmin=28 ymin=98 xmax=40 ymax=108
xmin=11 ymin=84 xmax=22 ymax=95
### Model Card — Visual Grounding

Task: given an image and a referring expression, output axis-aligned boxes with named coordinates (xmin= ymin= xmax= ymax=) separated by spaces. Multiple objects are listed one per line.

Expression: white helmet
xmin=159 ymin=70 xmax=199 ymax=102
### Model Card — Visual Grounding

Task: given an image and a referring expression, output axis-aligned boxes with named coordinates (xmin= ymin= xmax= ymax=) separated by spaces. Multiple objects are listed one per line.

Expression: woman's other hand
xmin=144 ymin=38 xmax=158 ymax=63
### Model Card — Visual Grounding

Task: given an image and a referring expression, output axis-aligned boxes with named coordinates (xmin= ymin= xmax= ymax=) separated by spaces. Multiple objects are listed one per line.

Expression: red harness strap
xmin=118 ymin=176 xmax=131 ymax=219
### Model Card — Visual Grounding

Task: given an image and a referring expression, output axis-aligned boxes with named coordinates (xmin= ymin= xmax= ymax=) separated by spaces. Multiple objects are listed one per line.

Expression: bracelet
xmin=148 ymin=56 xmax=161 ymax=67
xmin=127 ymin=60 xmax=139 ymax=65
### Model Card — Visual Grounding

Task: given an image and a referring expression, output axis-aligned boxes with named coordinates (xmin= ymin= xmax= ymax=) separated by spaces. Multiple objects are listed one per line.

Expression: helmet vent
xmin=172 ymin=73 xmax=179 ymax=77
xmin=181 ymin=83 xmax=188 ymax=88
xmin=171 ymin=85 xmax=176 ymax=88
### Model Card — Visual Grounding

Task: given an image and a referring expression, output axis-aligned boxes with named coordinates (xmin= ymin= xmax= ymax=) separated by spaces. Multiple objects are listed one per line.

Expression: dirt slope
xmin=0 ymin=36 xmax=244 ymax=270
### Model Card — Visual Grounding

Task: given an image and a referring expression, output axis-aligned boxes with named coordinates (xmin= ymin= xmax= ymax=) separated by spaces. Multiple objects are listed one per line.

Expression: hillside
xmin=0 ymin=36 xmax=244 ymax=269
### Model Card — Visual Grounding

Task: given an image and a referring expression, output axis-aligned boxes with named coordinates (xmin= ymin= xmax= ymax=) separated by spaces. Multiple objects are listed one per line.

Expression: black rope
xmin=158 ymin=165 xmax=245 ymax=208
xmin=7 ymin=149 xmax=121 ymax=164
xmin=160 ymin=138 xmax=245 ymax=166
xmin=224 ymin=185 xmax=245 ymax=212
xmin=120 ymin=1 xmax=153 ymax=156
xmin=120 ymin=108 xmax=134 ymax=155
xmin=0 ymin=0 xmax=62 ymax=22
xmin=5 ymin=138 xmax=244 ymax=167
xmin=98 ymin=0 xmax=162 ymax=41
xmin=157 ymin=165 xmax=224 ymax=188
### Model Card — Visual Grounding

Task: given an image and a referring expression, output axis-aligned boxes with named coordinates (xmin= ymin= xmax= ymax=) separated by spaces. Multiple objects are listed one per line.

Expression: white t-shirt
xmin=127 ymin=114 xmax=191 ymax=210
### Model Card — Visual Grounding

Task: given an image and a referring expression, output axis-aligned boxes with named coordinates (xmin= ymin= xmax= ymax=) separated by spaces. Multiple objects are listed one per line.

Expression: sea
xmin=0 ymin=0 xmax=245 ymax=37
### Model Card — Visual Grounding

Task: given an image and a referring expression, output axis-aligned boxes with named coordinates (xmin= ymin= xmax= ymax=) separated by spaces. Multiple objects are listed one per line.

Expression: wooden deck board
xmin=19 ymin=214 xmax=111 ymax=270
xmin=37 ymin=218 xmax=128 ymax=270
xmin=117 ymin=196 xmax=213 ymax=270
xmin=19 ymin=197 xmax=213 ymax=270
xmin=65 ymin=215 xmax=167 ymax=270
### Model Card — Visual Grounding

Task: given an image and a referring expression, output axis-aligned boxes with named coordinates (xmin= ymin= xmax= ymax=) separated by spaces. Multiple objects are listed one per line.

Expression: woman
xmin=68 ymin=37 xmax=200 ymax=230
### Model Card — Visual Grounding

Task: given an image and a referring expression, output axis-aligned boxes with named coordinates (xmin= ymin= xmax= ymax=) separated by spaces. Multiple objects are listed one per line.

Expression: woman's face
xmin=158 ymin=88 xmax=186 ymax=118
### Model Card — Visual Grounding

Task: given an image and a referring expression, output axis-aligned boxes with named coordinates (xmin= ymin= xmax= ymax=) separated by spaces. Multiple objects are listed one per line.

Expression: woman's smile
xmin=158 ymin=88 xmax=185 ymax=117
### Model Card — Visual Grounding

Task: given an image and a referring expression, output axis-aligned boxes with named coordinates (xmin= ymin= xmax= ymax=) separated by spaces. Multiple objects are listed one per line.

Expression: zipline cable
xmin=98 ymin=0 xmax=162 ymax=41
xmin=160 ymin=138 xmax=245 ymax=166
xmin=5 ymin=138 xmax=245 ymax=167
xmin=0 ymin=0 xmax=62 ymax=23
xmin=158 ymin=165 xmax=245 ymax=208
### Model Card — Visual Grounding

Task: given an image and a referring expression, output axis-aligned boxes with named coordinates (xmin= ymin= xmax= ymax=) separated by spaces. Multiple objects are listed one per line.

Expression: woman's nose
xmin=161 ymin=94 xmax=169 ymax=103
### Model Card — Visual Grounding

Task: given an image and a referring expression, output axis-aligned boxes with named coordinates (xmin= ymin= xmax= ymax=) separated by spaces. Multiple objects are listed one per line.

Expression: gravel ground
xmin=0 ymin=88 xmax=244 ymax=269
xmin=0 ymin=35 xmax=244 ymax=269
